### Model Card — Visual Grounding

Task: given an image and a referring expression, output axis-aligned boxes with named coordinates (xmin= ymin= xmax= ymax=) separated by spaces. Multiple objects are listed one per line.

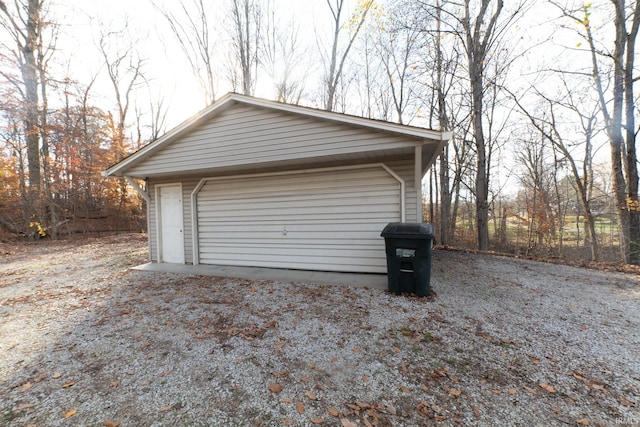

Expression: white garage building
xmin=103 ymin=93 xmax=451 ymax=274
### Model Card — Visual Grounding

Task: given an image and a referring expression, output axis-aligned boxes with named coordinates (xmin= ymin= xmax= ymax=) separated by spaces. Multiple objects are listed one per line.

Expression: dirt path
xmin=0 ymin=235 xmax=638 ymax=426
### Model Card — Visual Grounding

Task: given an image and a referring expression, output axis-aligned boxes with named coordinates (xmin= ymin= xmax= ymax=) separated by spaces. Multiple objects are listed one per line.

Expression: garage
xmin=102 ymin=93 xmax=451 ymax=274
xmin=194 ymin=165 xmax=402 ymax=273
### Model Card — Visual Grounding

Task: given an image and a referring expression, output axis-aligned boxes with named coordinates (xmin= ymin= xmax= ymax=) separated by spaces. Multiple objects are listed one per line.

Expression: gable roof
xmin=103 ymin=92 xmax=452 ymax=178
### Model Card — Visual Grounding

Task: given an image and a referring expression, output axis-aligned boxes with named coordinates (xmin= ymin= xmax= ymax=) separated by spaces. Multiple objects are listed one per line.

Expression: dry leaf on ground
xmin=63 ymin=408 xmax=77 ymax=418
xmin=539 ymin=383 xmax=556 ymax=393
xmin=341 ymin=419 xmax=358 ymax=427
xmin=268 ymin=383 xmax=282 ymax=393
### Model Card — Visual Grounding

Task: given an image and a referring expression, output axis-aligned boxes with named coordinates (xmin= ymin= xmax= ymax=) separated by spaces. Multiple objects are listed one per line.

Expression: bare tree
xmin=228 ymin=0 xmax=261 ymax=96
xmin=374 ymin=2 xmax=424 ymax=124
xmin=0 ymin=0 xmax=60 ymax=237
xmin=154 ymin=0 xmax=219 ymax=106
xmin=511 ymin=76 xmax=603 ymax=261
xmin=321 ymin=0 xmax=374 ymax=111
xmin=97 ymin=25 xmax=145 ymax=209
xmin=260 ymin=1 xmax=307 ymax=103
xmin=552 ymin=1 xmax=640 ymax=263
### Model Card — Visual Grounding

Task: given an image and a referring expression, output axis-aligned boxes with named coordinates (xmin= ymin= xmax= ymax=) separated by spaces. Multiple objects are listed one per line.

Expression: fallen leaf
xmin=491 ymin=389 xmax=502 ymax=395
xmin=355 ymin=401 xmax=371 ymax=409
xmin=296 ymin=401 xmax=305 ymax=414
xmin=311 ymin=418 xmax=325 ymax=424
xmin=20 ymin=382 xmax=32 ymax=393
xmin=282 ymin=419 xmax=294 ymax=425
xmin=588 ymin=382 xmax=606 ymax=392
xmin=327 ymin=407 xmax=340 ymax=417
xmin=104 ymin=420 xmax=120 ymax=427
xmin=280 ymin=398 xmax=293 ymax=404
xmin=272 ymin=371 xmax=289 ymax=378
xmin=33 ymin=372 xmax=47 ymax=382
xmin=449 ymin=389 xmax=462 ymax=397
xmin=362 ymin=375 xmax=368 ymax=383
xmin=399 ymin=385 xmax=409 ymax=392
xmin=62 ymin=381 xmax=76 ymax=388
xmin=158 ymin=402 xmax=182 ymax=412
xmin=392 ymin=346 xmax=401 ymax=353
xmin=305 ymin=390 xmax=317 ymax=400
xmin=301 ymin=376 xmax=312 ymax=383
xmin=63 ymin=408 xmax=77 ymax=418
xmin=353 ymin=346 xmax=361 ymax=353
xmin=576 ymin=419 xmax=589 ymax=425
xmin=384 ymin=404 xmax=397 ymax=415
xmin=523 ymin=386 xmax=537 ymax=394
xmin=539 ymin=383 xmax=556 ymax=393
xmin=532 ymin=359 xmax=540 ymax=365
xmin=508 ymin=388 xmax=517 ymax=395
xmin=620 ymin=396 xmax=635 ymax=407
xmin=473 ymin=405 xmax=480 ymax=418
xmin=551 ymin=407 xmax=561 ymax=414
xmin=109 ymin=381 xmax=120 ymax=388
xmin=52 ymin=372 xmax=62 ymax=379
xmin=340 ymin=419 xmax=358 ymax=427
xmin=17 ymin=403 xmax=34 ymax=410
xmin=268 ymin=383 xmax=283 ymax=394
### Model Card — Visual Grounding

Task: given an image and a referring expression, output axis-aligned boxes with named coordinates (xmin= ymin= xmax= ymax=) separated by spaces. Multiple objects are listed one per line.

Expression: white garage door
xmin=195 ymin=165 xmax=402 ymax=273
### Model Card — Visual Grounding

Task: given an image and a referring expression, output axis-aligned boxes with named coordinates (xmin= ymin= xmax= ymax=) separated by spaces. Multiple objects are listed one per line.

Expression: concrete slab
xmin=131 ymin=262 xmax=389 ymax=290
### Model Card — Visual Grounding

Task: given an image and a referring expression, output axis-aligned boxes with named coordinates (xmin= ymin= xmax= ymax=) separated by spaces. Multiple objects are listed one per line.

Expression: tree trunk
xmin=462 ymin=0 xmax=504 ymax=251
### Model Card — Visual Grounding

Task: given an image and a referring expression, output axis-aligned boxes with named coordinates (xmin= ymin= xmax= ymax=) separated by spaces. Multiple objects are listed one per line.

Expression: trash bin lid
xmin=381 ymin=222 xmax=435 ymax=239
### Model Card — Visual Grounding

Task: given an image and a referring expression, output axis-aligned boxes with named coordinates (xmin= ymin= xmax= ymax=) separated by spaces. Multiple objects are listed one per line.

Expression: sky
xmin=56 ymin=0 xmax=329 ymax=131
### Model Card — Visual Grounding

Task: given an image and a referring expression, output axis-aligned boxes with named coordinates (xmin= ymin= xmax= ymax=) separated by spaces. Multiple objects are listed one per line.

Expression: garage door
xmin=194 ymin=165 xmax=402 ymax=273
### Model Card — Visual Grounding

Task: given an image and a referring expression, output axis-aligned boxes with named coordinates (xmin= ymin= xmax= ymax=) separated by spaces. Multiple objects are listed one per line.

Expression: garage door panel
xmin=196 ymin=166 xmax=401 ymax=273
xmin=197 ymin=251 xmax=387 ymax=271
xmin=198 ymin=188 xmax=398 ymax=208
xmin=200 ymin=170 xmax=391 ymax=197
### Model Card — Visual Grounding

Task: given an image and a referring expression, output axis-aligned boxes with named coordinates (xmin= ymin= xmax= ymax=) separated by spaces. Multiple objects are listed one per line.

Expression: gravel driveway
xmin=0 ymin=234 xmax=639 ymax=426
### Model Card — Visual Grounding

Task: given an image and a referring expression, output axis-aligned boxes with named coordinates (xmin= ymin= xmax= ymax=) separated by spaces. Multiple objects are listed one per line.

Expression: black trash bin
xmin=381 ymin=222 xmax=435 ymax=297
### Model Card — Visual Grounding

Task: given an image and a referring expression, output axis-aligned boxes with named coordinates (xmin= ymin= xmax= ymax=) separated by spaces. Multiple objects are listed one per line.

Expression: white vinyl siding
xmin=193 ymin=165 xmax=402 ymax=273
xmin=126 ymin=105 xmax=416 ymax=177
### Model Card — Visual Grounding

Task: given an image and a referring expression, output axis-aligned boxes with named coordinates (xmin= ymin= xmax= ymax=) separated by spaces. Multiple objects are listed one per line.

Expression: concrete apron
xmin=132 ymin=263 xmax=388 ymax=290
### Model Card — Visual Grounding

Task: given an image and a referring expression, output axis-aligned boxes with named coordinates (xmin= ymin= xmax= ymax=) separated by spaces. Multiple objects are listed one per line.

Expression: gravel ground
xmin=0 ymin=234 xmax=639 ymax=427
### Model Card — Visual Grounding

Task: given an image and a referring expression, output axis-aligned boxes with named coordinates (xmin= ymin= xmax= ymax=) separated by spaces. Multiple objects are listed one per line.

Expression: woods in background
xmin=1 ymin=0 xmax=639 ymax=264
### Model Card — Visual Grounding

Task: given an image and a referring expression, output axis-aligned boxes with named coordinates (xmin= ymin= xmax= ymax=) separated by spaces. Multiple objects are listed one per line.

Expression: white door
xmin=158 ymin=184 xmax=185 ymax=263
xmin=195 ymin=166 xmax=401 ymax=273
